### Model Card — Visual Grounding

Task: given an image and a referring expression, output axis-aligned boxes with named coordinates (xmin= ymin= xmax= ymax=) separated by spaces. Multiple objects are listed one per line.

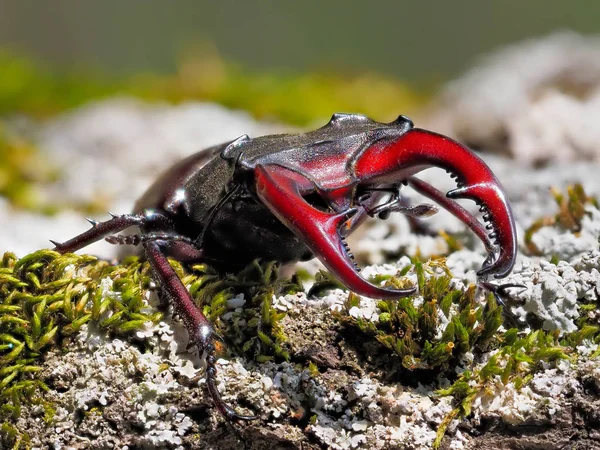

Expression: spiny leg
xmin=105 ymin=231 xmax=204 ymax=262
xmin=356 ymin=185 xmax=439 ymax=238
xmin=407 ymin=177 xmax=496 ymax=256
xmin=359 ymin=185 xmax=438 ymax=221
xmin=143 ymin=240 xmax=255 ymax=421
xmin=51 ymin=211 xmax=173 ymax=253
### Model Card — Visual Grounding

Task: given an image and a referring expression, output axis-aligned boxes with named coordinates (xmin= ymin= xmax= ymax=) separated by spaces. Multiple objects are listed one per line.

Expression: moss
xmin=0 ymin=250 xmax=159 ymax=432
xmin=330 ymin=254 xmax=600 ymax=448
xmin=0 ymin=48 xmax=429 ymax=126
xmin=0 ymin=250 xmax=304 ymax=442
xmin=178 ymin=259 xmax=303 ymax=363
xmin=336 ymin=258 xmax=503 ymax=373
xmin=524 ymin=183 xmax=598 ymax=255
xmin=433 ymin=327 xmax=570 ymax=447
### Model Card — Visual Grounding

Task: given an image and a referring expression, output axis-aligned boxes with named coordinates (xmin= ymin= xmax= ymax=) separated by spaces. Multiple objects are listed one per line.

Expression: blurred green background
xmin=2 ymin=0 xmax=598 ymax=213
xmin=1 ymin=0 xmax=599 ymax=85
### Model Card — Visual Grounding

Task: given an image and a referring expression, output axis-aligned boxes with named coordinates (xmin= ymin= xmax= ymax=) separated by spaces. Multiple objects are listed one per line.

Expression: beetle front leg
xmin=406 ymin=177 xmax=497 ymax=257
xmin=106 ymin=231 xmax=206 ymax=262
xmin=143 ymin=240 xmax=256 ymax=421
xmin=51 ymin=210 xmax=174 ymax=253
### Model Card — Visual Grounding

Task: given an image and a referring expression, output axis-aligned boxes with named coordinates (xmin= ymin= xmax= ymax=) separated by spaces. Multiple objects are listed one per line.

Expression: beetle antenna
xmin=195 ymin=184 xmax=242 ymax=246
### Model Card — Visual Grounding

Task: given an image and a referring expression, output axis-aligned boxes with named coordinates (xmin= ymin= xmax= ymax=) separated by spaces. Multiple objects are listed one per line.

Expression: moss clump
xmin=336 ymin=258 xmax=504 ymax=373
xmin=0 ymin=248 xmax=303 ymax=448
xmin=177 ymin=259 xmax=303 ymax=363
xmin=434 ymin=328 xmax=569 ymax=448
xmin=524 ymin=183 xmax=598 ymax=255
xmin=331 ymin=257 xmax=598 ymax=448
xmin=0 ymin=250 xmax=160 ymax=444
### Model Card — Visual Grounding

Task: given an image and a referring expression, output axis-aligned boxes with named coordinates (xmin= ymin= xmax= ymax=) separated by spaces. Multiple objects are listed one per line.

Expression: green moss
xmin=330 ymin=255 xmax=600 ymax=448
xmin=433 ymin=327 xmax=570 ymax=448
xmin=0 ymin=48 xmax=429 ymax=126
xmin=0 ymin=250 xmax=159 ymax=430
xmin=336 ymin=258 xmax=503 ymax=372
xmin=524 ymin=184 xmax=598 ymax=255
xmin=177 ymin=259 xmax=302 ymax=363
xmin=0 ymin=250 xmax=304 ymax=442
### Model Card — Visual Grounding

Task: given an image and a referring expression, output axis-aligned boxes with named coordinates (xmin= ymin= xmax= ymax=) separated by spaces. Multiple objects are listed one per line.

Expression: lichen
xmin=0 ymin=251 xmax=304 ymax=447
xmin=328 ymin=251 xmax=600 ymax=448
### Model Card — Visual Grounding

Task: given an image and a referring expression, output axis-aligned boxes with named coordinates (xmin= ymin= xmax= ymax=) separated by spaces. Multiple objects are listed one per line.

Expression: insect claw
xmin=479 ymin=281 xmax=527 ymax=308
xmin=85 ymin=218 xmax=99 ymax=227
xmin=49 ymin=239 xmax=62 ymax=250
xmin=196 ymin=327 xmax=257 ymax=421
xmin=108 ymin=212 xmax=117 ymax=219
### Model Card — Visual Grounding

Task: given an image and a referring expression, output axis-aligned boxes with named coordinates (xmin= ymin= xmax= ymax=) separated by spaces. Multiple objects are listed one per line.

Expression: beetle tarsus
xmin=479 ymin=281 xmax=527 ymax=327
xmin=478 ymin=281 xmax=527 ymax=308
xmin=104 ymin=232 xmax=195 ymax=248
xmin=105 ymin=234 xmax=142 ymax=246
xmin=204 ymin=337 xmax=256 ymax=421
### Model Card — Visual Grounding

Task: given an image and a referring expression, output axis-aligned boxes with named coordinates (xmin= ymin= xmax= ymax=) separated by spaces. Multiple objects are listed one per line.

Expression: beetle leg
xmin=105 ymin=234 xmax=142 ymax=246
xmin=360 ymin=188 xmax=438 ymax=221
xmin=407 ymin=177 xmax=497 ymax=256
xmin=478 ymin=281 xmax=527 ymax=327
xmin=143 ymin=240 xmax=256 ymax=421
xmin=51 ymin=211 xmax=174 ymax=253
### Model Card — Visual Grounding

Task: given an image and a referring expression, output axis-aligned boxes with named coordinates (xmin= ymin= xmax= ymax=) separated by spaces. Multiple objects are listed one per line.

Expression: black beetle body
xmin=133 ymin=142 xmax=311 ymax=269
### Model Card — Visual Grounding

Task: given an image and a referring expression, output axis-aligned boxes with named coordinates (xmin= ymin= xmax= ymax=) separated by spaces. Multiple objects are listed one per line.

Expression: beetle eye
xmin=302 ymin=191 xmax=331 ymax=212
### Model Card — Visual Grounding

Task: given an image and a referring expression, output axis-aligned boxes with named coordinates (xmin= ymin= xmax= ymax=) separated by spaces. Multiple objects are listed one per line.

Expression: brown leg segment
xmin=407 ymin=177 xmax=496 ymax=255
xmin=143 ymin=240 xmax=255 ymax=421
xmin=51 ymin=214 xmax=146 ymax=253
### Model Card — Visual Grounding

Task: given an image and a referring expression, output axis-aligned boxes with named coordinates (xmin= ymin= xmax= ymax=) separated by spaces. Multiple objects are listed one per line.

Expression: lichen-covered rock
xmin=3 ymin=80 xmax=600 ymax=449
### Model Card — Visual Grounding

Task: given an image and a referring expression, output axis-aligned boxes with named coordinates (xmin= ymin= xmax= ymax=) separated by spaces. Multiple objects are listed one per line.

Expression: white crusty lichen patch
xmin=29 ymin=287 xmax=202 ymax=448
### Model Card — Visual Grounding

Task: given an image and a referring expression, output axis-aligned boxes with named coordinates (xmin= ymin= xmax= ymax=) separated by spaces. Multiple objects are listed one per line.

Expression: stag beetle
xmin=52 ymin=113 xmax=517 ymax=420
